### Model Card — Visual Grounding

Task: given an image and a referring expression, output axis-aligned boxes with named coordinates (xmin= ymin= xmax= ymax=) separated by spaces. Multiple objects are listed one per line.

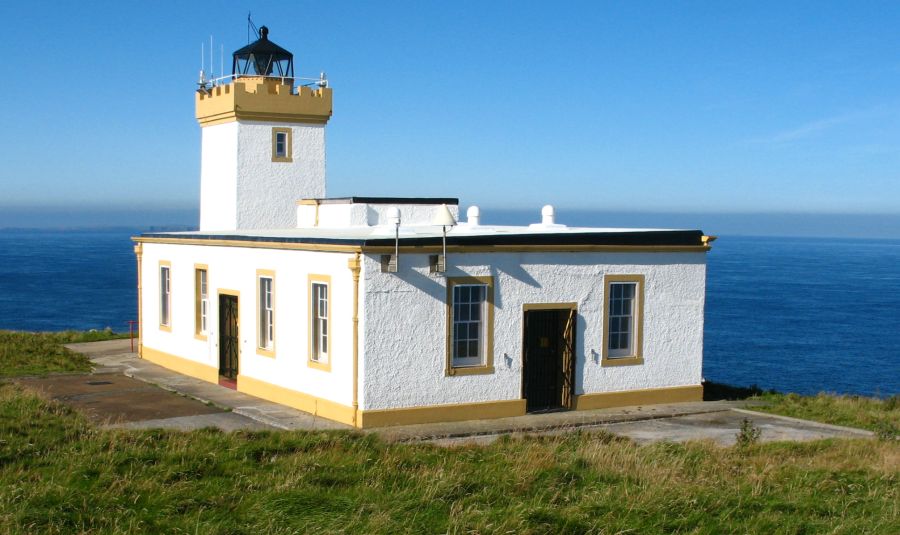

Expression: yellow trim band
xmin=574 ymin=385 xmax=703 ymax=411
xmin=358 ymin=399 xmax=527 ymax=428
xmin=141 ymin=346 xmax=219 ymax=383
xmin=237 ymin=374 xmax=355 ymax=426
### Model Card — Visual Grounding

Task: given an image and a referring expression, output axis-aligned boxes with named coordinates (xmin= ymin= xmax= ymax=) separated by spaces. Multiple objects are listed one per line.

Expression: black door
xmin=218 ymin=294 xmax=239 ymax=381
xmin=523 ymin=309 xmax=576 ymax=412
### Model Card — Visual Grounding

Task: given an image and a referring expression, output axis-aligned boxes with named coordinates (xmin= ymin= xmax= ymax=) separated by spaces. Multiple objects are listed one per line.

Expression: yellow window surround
xmin=159 ymin=260 xmax=172 ymax=332
xmin=271 ymin=127 xmax=292 ymax=162
xmin=446 ymin=275 xmax=495 ymax=376
xmin=256 ymin=269 xmax=276 ymax=357
xmin=308 ymin=273 xmax=332 ymax=372
xmin=601 ymin=274 xmax=645 ymax=367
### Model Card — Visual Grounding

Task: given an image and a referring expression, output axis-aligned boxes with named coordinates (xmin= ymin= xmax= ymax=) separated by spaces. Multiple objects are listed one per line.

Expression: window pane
xmin=470 ymin=303 xmax=480 ymax=320
xmin=468 ymin=341 xmax=479 ymax=358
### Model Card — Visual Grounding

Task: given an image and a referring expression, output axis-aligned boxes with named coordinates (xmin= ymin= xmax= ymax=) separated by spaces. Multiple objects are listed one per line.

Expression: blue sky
xmin=1 ymin=1 xmax=899 ymax=222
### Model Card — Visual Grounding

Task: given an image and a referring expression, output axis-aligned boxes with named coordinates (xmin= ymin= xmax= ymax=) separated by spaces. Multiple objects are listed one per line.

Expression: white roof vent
xmin=530 ymin=204 xmax=567 ymax=229
xmin=466 ymin=205 xmax=480 ymax=226
xmin=386 ymin=206 xmax=401 ymax=226
xmin=542 ymin=205 xmax=555 ymax=225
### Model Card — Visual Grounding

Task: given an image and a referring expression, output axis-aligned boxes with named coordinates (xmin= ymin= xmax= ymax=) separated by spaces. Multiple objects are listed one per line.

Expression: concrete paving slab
xmin=428 ymin=409 xmax=874 ymax=447
xmin=15 ymin=374 xmax=222 ymax=426
xmin=373 ymin=400 xmax=748 ymax=442
xmin=62 ymin=341 xmax=876 ymax=445
xmin=111 ymin=412 xmax=272 ymax=432
xmin=602 ymin=409 xmax=873 ymax=446
xmin=67 ymin=340 xmax=351 ymax=431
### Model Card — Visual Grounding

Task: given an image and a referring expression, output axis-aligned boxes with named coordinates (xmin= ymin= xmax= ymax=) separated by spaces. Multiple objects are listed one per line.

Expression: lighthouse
xmin=194 ymin=26 xmax=333 ymax=231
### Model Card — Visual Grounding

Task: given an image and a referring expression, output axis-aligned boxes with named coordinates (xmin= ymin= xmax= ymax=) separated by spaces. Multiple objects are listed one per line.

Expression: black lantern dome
xmin=232 ymin=26 xmax=294 ymax=77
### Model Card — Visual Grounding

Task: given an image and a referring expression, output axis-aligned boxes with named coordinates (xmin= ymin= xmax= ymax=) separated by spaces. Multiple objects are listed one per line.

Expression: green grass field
xmin=0 ymin=330 xmax=130 ymax=377
xmin=0 ymin=332 xmax=897 ymax=533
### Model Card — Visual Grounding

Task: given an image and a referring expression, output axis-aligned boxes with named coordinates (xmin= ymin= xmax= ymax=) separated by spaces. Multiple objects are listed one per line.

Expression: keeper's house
xmin=134 ymin=27 xmax=714 ymax=428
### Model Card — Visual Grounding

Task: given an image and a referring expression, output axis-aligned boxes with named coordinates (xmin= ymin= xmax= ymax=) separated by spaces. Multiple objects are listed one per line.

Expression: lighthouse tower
xmin=195 ymin=26 xmax=333 ymax=231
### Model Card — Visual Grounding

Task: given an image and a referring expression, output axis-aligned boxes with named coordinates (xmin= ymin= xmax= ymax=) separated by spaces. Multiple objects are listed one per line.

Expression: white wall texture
xmin=140 ymin=242 xmax=356 ymax=407
xmin=360 ymin=251 xmax=707 ymax=411
xmin=296 ymin=203 xmax=460 ymax=228
xmin=199 ymin=122 xmax=238 ymax=231
xmin=236 ymin=122 xmax=326 ymax=230
xmin=199 ymin=121 xmax=326 ymax=231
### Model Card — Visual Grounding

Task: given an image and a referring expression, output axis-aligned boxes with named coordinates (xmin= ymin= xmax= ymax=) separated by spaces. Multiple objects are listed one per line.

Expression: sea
xmin=0 ymin=227 xmax=898 ymax=397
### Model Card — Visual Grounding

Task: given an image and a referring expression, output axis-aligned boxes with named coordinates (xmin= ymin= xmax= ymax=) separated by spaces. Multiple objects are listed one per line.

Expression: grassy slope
xmin=0 ymin=330 xmax=130 ymax=377
xmin=753 ymin=392 xmax=900 ymax=438
xmin=0 ymin=383 xmax=897 ymax=534
xmin=0 ymin=334 xmax=897 ymax=532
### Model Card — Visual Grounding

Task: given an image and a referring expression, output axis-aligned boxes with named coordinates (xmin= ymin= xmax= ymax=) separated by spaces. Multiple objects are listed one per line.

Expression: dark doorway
xmin=218 ymin=293 xmax=239 ymax=389
xmin=523 ymin=307 xmax=576 ymax=412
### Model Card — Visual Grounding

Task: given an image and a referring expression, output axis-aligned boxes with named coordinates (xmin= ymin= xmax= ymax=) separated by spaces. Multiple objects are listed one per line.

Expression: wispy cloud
xmin=747 ymin=105 xmax=899 ymax=146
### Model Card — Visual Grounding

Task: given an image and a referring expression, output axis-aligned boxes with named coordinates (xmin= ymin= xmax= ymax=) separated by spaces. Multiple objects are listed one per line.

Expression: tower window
xmin=272 ymin=128 xmax=292 ymax=162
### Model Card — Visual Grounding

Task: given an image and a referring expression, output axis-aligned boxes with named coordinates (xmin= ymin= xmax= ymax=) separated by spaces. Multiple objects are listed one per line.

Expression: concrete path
xmin=64 ymin=339 xmax=350 ymax=432
xmin=59 ymin=340 xmax=875 ymax=445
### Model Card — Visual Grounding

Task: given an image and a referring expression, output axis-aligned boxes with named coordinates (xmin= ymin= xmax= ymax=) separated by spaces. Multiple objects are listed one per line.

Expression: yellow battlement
xmin=195 ymin=76 xmax=333 ymax=127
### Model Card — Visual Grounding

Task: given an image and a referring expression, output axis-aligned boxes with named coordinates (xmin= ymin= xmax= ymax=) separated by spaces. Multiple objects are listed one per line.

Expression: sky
xmin=1 ymin=1 xmax=899 ymax=233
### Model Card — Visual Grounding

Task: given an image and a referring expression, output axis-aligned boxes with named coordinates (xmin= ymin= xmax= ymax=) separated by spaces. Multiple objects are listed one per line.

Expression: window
xmin=602 ymin=274 xmax=645 ymax=366
xmin=159 ymin=262 xmax=171 ymax=331
xmin=257 ymin=272 xmax=275 ymax=355
xmin=271 ymin=127 xmax=292 ymax=162
xmin=446 ymin=276 xmax=495 ymax=375
xmin=308 ymin=274 xmax=331 ymax=370
xmin=194 ymin=266 xmax=208 ymax=338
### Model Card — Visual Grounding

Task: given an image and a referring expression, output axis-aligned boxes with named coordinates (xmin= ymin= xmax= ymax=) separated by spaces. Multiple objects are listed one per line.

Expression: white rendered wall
xmin=236 ymin=122 xmax=326 ymax=230
xmin=199 ymin=122 xmax=238 ymax=231
xmin=296 ymin=203 xmax=460 ymax=228
xmin=140 ymin=242 xmax=355 ymax=407
xmin=359 ymin=251 xmax=707 ymax=411
xmin=199 ymin=121 xmax=326 ymax=231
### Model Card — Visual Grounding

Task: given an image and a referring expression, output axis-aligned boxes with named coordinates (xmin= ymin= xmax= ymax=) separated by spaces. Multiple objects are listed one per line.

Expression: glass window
xmin=607 ymin=282 xmax=636 ymax=357
xmin=603 ymin=275 xmax=644 ymax=364
xmin=272 ymin=128 xmax=291 ymax=161
xmin=160 ymin=265 xmax=171 ymax=327
xmin=275 ymin=132 xmax=287 ymax=158
xmin=451 ymin=284 xmax=487 ymax=367
xmin=311 ymin=282 xmax=328 ymax=362
xmin=258 ymin=276 xmax=274 ymax=350
xmin=195 ymin=268 xmax=208 ymax=335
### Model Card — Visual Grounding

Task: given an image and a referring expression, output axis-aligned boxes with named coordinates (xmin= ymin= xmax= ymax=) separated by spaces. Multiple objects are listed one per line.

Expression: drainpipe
xmin=348 ymin=253 xmax=361 ymax=426
xmin=133 ymin=242 xmax=143 ymax=357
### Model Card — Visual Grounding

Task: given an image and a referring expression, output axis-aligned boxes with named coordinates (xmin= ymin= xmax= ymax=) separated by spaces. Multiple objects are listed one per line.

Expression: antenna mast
xmin=247 ymin=12 xmax=259 ymax=43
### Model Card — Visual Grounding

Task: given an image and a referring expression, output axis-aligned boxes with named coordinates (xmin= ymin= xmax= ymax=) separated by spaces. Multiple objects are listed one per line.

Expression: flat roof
xmin=138 ymin=224 xmax=707 ymax=248
xmin=297 ymin=196 xmax=459 ymax=205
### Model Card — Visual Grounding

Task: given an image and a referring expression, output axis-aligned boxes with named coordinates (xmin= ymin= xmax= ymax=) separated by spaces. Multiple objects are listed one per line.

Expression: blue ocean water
xmin=0 ymin=228 xmax=897 ymax=397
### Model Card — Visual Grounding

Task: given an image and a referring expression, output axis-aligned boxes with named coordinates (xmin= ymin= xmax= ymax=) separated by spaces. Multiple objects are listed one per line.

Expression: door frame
xmin=217 ymin=289 xmax=241 ymax=387
xmin=521 ymin=302 xmax=578 ymax=411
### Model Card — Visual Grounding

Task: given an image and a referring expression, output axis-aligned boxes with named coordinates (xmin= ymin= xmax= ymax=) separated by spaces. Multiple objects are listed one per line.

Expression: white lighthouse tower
xmin=195 ymin=26 xmax=333 ymax=231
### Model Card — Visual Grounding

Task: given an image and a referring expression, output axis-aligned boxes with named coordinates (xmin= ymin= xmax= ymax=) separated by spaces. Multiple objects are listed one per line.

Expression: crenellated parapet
xmin=196 ymin=76 xmax=333 ymax=126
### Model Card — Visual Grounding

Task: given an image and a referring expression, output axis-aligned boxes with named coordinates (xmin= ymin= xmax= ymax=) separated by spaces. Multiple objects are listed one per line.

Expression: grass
xmin=0 ymin=382 xmax=897 ymax=534
xmin=753 ymin=391 xmax=900 ymax=439
xmin=0 ymin=334 xmax=896 ymax=532
xmin=0 ymin=330 xmax=130 ymax=377
xmin=704 ymin=380 xmax=899 ymax=439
